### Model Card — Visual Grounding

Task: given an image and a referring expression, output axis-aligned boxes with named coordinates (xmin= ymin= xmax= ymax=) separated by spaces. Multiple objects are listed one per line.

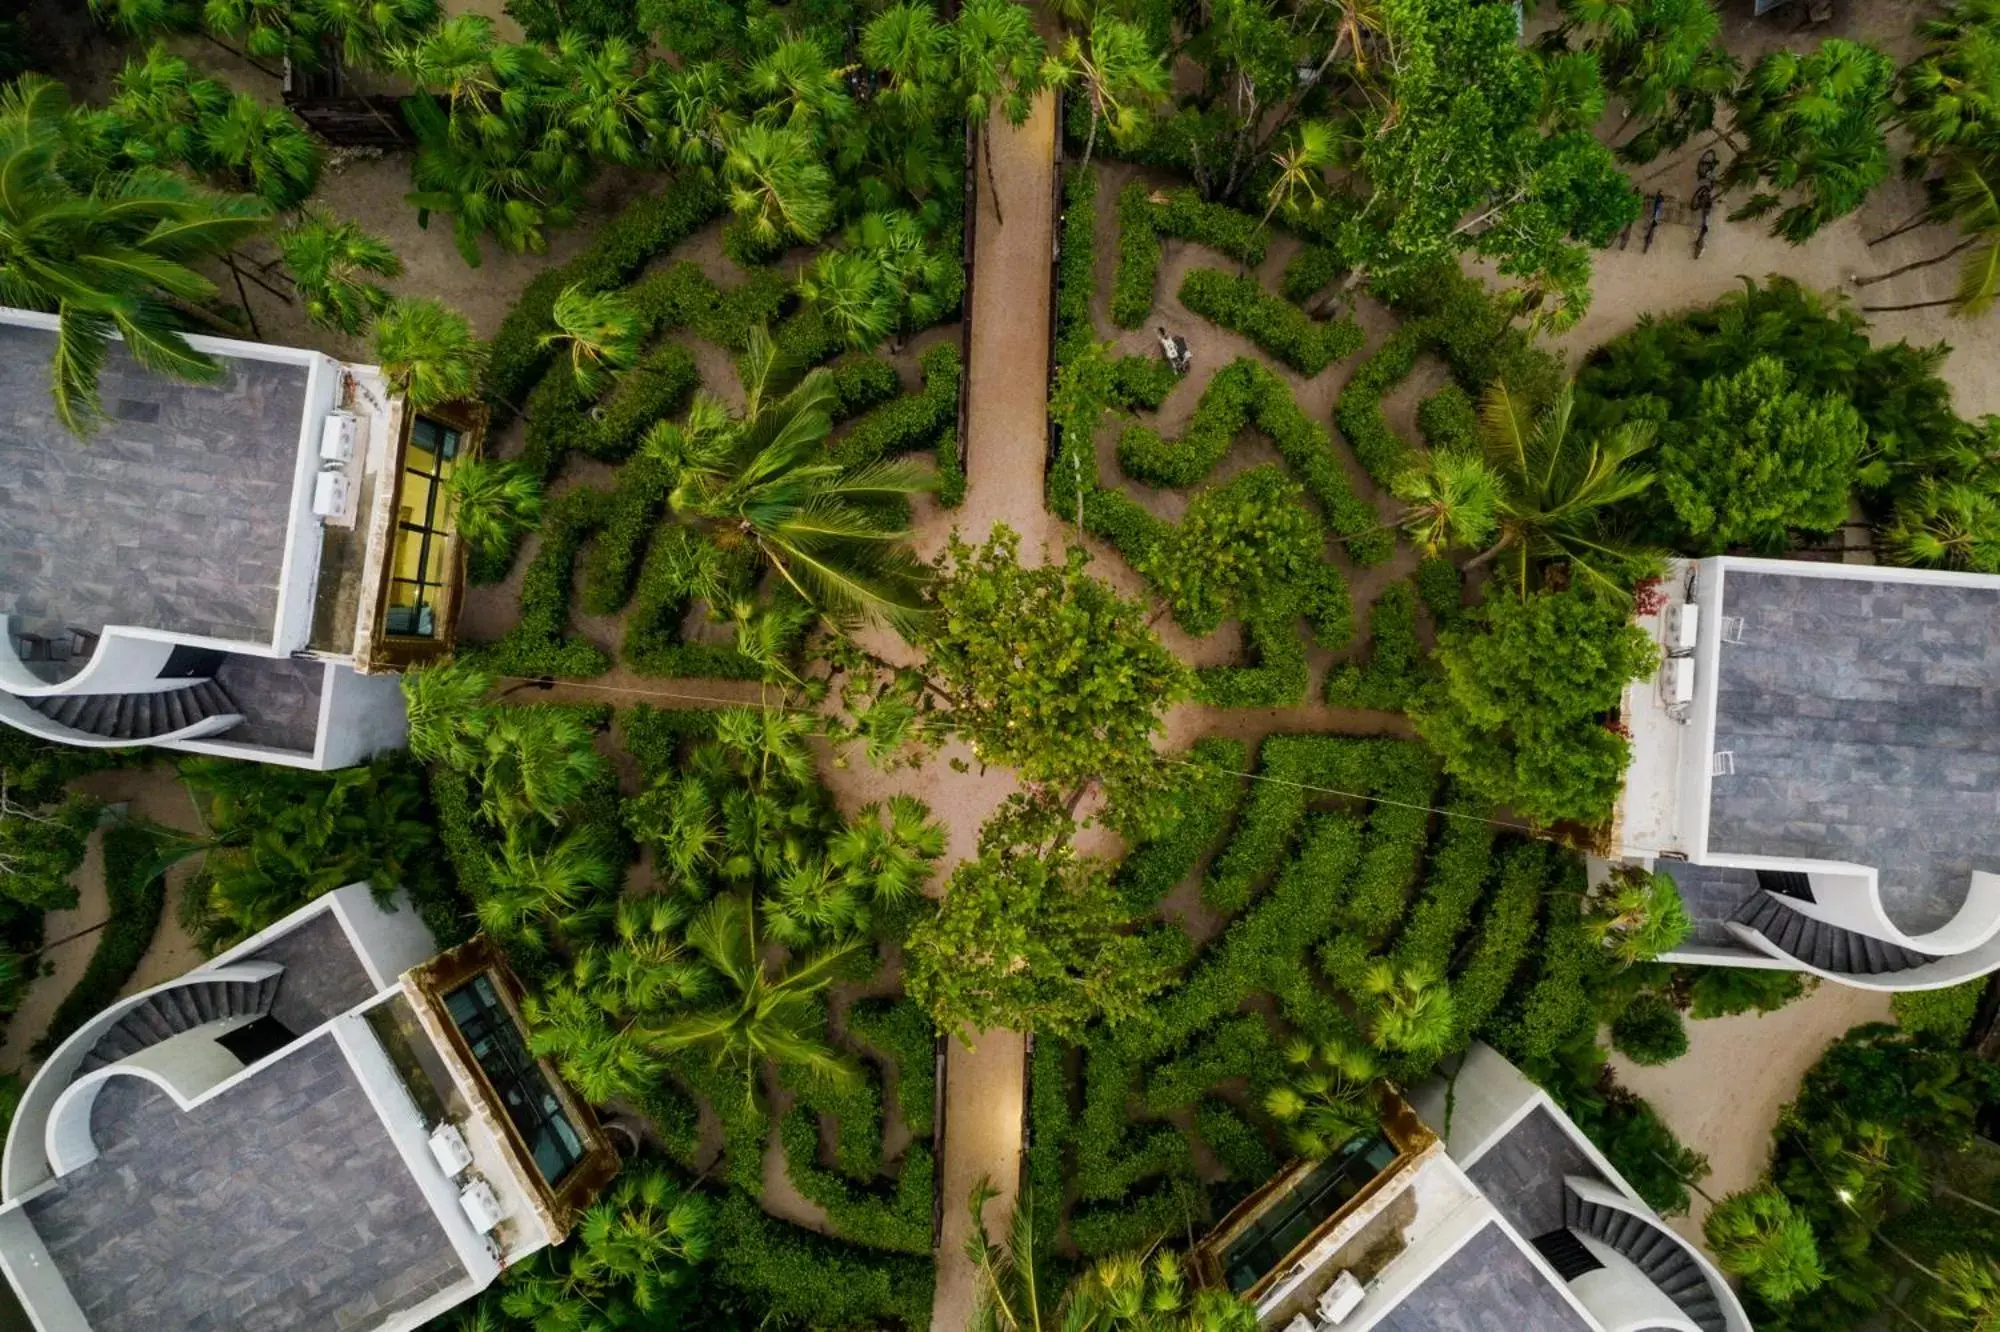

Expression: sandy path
xmin=1609 ymin=981 xmax=1893 ymax=1256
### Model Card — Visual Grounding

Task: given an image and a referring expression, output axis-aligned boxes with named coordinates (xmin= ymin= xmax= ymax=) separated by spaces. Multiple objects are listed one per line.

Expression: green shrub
xmin=1113 ymin=182 xmax=1166 ymax=329
xmin=1142 ymin=1015 xmax=1272 ymax=1111
xmin=1417 ymin=385 xmax=1478 ymax=453
xmin=620 ymin=527 xmax=766 ymax=680
xmin=778 ymin=1102 xmax=933 ymax=1254
xmin=580 ymin=454 xmax=674 ymax=615
xmin=830 ymin=357 xmax=901 ymax=418
xmin=1069 ymin=1178 xmax=1204 ymax=1256
xmin=1450 ymin=839 xmax=1547 ymax=1043
xmin=1490 ymin=857 xmax=1601 ymax=1062
xmin=1194 ymin=605 xmax=1309 ymax=707
xmin=1558 ymin=1078 xmax=1708 ymax=1217
xmin=1414 ymin=556 xmax=1466 ymax=628
xmin=1892 ymin=980 xmax=1986 ymax=1044
xmin=1612 ymin=993 xmax=1691 ymax=1065
xmin=847 ymin=997 xmax=938 ymax=1138
xmin=32 ymin=821 xmax=190 ymax=1058
xmin=1282 ymin=245 xmax=1342 ymax=303
xmin=1074 ymin=1041 xmax=1194 ymax=1201
xmin=465 ymin=487 xmax=614 ymax=679
xmin=711 ymin=1191 xmax=934 ymax=1329
xmin=831 ymin=342 xmax=960 ymax=469
xmin=1193 ymin=1098 xmax=1278 ymax=1183
xmin=1338 ymin=754 xmax=1441 ymax=947
xmin=617 ymin=704 xmax=721 ymax=777
xmin=1392 ymin=795 xmax=1495 ymax=976
xmin=1117 ymin=358 xmax=1260 ymax=488
xmin=1113 ymin=738 xmax=1247 ymax=911
xmin=1177 ymin=268 xmax=1362 ymax=376
xmin=484 ymin=179 xmax=723 ymax=418
xmin=934 ymin=425 xmax=966 ymax=508
xmin=668 ymin=1052 xmax=768 ymax=1195
xmin=638 ymin=1078 xmax=702 ymax=1165
xmin=1684 ymin=966 xmax=1810 ymax=1019
xmin=1324 ymin=582 xmax=1432 ymax=711
xmin=1055 ymin=168 xmax=1099 ymax=367
xmin=1110 ymin=354 xmax=1179 ymax=408
xmin=1026 ymin=1036 xmax=1071 ymax=1254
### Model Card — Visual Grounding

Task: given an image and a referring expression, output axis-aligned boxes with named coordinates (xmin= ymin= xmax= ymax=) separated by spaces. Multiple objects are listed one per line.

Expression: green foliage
xmin=1416 ymin=588 xmax=1658 ymax=828
xmin=710 ymin=1191 xmax=934 ymax=1329
xmin=1893 ymin=980 xmax=1987 ymax=1045
xmin=0 ymin=792 xmax=99 ymax=911
xmin=1704 ymin=1183 xmax=1827 ymax=1305
xmin=1611 ymin=993 xmax=1690 ymax=1066
xmin=1113 ymin=739 xmax=1247 ymax=912
xmin=482 ymin=179 xmax=724 ymax=419
xmin=906 ymin=845 xmax=1168 ymax=1043
xmin=846 ymin=997 xmax=937 ymax=1137
xmin=779 ymin=1093 xmax=934 ymax=1253
xmin=1685 ymin=965 xmax=1811 ymax=1020
xmin=451 ymin=460 xmax=545 ymax=581
xmin=1391 ymin=793 xmax=1496 ymax=976
xmin=1417 ymin=386 xmax=1479 ymax=453
xmin=616 ymin=705 xmax=720 ymax=778
xmin=468 ymin=487 xmax=615 ymax=679
xmin=1725 ymin=40 xmax=1895 ymax=244
xmin=1413 ymin=556 xmax=1466 ymax=628
xmin=373 ymin=297 xmax=486 ymax=411
xmin=1324 ymin=583 xmax=1432 ymax=711
xmin=519 ymin=341 xmax=701 ymax=480
xmin=1177 ymin=268 xmax=1363 ymax=376
xmin=1193 ymin=1097 xmax=1278 ymax=1183
xmin=1657 ymin=355 xmax=1868 ymax=550
xmin=618 ymin=528 xmax=766 ymax=680
xmin=1282 ymin=245 xmax=1343 ymax=303
xmin=493 ymin=1164 xmax=710 ymax=1330
xmin=32 ymin=820 xmax=189 ymax=1058
xmin=1449 ymin=840 xmax=1550 ymax=1043
xmin=830 ymin=342 xmax=961 ymax=469
xmin=1111 ymin=183 xmax=1267 ymax=328
xmin=1142 ymin=468 xmax=1322 ymax=636
xmin=581 ymin=454 xmax=673 ymax=616
xmin=1489 ymin=859 xmax=1602 ymax=1062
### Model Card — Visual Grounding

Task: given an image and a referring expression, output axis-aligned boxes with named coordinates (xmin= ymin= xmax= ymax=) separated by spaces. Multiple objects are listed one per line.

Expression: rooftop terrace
xmin=22 ymin=1033 xmax=464 ymax=1332
xmin=1707 ymin=568 xmax=2000 ymax=936
xmin=0 ymin=322 xmax=308 ymax=646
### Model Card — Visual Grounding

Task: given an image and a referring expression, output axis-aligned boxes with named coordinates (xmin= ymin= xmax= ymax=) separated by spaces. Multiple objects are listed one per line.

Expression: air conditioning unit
xmin=1316 ymin=1270 xmax=1365 ymax=1324
xmin=1282 ymin=1316 xmax=1315 ymax=1332
xmin=319 ymin=410 xmax=358 ymax=463
xmin=1665 ymin=602 xmax=1699 ymax=652
xmin=427 ymin=1123 xmax=473 ymax=1178
xmin=1661 ymin=656 xmax=1695 ymax=705
xmin=458 ymin=1179 xmax=506 ymax=1233
xmin=312 ymin=471 xmax=351 ymax=520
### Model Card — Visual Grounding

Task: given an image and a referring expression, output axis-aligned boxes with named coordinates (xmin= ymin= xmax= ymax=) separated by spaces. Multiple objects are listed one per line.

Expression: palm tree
xmin=1724 ymin=40 xmax=1897 ymax=244
xmin=1932 ymin=1252 xmax=2000 ymax=1329
xmin=1702 ymin=1183 xmax=1827 ymax=1305
xmin=1470 ymin=381 xmax=1662 ymax=599
xmin=475 ymin=824 xmax=619 ymax=948
xmin=1263 ymin=1036 xmax=1381 ymax=1159
xmin=966 ymin=1178 xmax=1053 ymax=1332
xmin=0 ymin=76 xmax=271 ymax=433
xmin=1858 ymin=152 xmax=2000 ymax=318
xmin=277 ymin=212 xmax=401 ymax=334
xmin=1047 ymin=16 xmax=1170 ymax=169
xmin=1358 ymin=960 xmax=1456 ymax=1059
xmin=522 ymin=971 xmax=668 ymax=1104
xmin=314 ymin=0 xmax=441 ymax=74
xmin=642 ymin=892 xmax=861 ymax=1104
xmin=549 ymin=33 xmax=662 ymax=168
xmin=373 ymin=296 xmax=487 ymax=409
xmin=1896 ymin=0 xmax=2000 ymax=166
xmin=1258 ymin=120 xmax=1336 ymax=241
xmin=797 ymin=249 xmax=895 ymax=351
xmin=722 ymin=123 xmax=834 ymax=247
xmin=863 ymin=2 xmax=952 ymax=120
xmin=1583 ymin=864 xmax=1695 ymax=964
xmin=399 ymin=657 xmax=493 ymax=768
xmin=201 ymin=93 xmax=321 ymax=209
xmin=1065 ymin=1251 xmax=1260 ymax=1331
xmin=88 ymin=0 xmax=199 ymax=36
xmin=953 ymin=0 xmax=1047 ymax=224
xmin=472 ymin=706 xmax=608 ymax=828
xmin=746 ymin=36 xmax=853 ymax=131
xmin=762 ymin=856 xmax=868 ymax=945
xmin=447 ymin=459 xmax=544 ymax=566
xmin=668 ymin=328 xmax=934 ymax=629
xmin=828 ymin=795 xmax=946 ymax=906
xmin=1883 ymin=475 xmax=2000 ymax=572
xmin=108 ymin=43 xmax=227 ymax=170
xmin=596 ymin=894 xmax=710 ymax=1012
xmin=498 ymin=1166 xmax=711 ymax=1331
xmin=540 ymin=284 xmax=642 ymax=393
xmin=1390 ymin=450 xmax=1501 ymax=555
xmin=624 ymin=773 xmax=724 ymax=886
xmin=658 ymin=61 xmax=741 ymax=175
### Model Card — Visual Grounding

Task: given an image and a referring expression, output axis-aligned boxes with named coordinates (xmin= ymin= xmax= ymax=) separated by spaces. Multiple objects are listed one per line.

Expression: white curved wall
xmin=1569 ymin=1234 xmax=1701 ymax=1332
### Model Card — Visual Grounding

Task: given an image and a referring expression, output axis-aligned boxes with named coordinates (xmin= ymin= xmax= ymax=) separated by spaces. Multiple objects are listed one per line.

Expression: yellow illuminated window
xmin=384 ymin=417 xmax=462 ymax=639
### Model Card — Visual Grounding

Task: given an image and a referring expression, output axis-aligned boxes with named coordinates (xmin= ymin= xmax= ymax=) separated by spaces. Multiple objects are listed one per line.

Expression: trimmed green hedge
xmin=779 ymin=1084 xmax=934 ymax=1254
xmin=1193 ymin=605 xmax=1308 ymax=708
xmin=1026 ymin=1036 xmax=1070 ymax=1254
xmin=617 ymin=704 xmax=721 ymax=777
xmin=1417 ymin=385 xmax=1478 ymax=453
xmin=712 ymin=1191 xmax=934 ymax=1329
xmin=831 ymin=342 xmax=961 ymax=470
xmin=1193 ymin=1097 xmax=1278 ymax=1183
xmin=1450 ymin=839 xmax=1550 ymax=1044
xmin=1414 ymin=556 xmax=1467 ymax=628
xmin=846 ymin=997 xmax=937 ymax=1139
xmin=1392 ymin=794 xmax=1497 ymax=976
xmin=1324 ymin=582 xmax=1433 ymax=711
xmin=1114 ymin=738 xmax=1247 ymax=911
xmin=32 ymin=821 xmax=190 ymax=1058
xmin=580 ymin=454 xmax=673 ymax=616
xmin=1281 ymin=244 xmax=1343 ymax=303
xmin=1056 ymin=168 xmax=1099 ymax=366
xmin=483 ymin=179 xmax=724 ymax=419
xmin=1488 ymin=856 xmax=1602 ymax=1063
xmin=1069 ymin=1177 xmax=1202 ymax=1256
xmin=1113 ymin=183 xmax=1267 ymax=329
xmin=619 ymin=528 xmax=768 ymax=680
xmin=1178 ymin=268 xmax=1362 ymax=376
xmin=465 ymin=487 xmax=614 ymax=679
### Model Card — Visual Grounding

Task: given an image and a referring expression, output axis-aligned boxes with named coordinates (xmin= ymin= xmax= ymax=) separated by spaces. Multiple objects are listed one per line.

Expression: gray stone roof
xmin=1706 ymin=568 xmax=2000 ymax=936
xmin=1464 ymin=1106 xmax=1605 ymax=1240
xmin=0 ymin=322 xmax=309 ymax=645
xmin=1373 ymin=1221 xmax=1593 ymax=1332
xmin=1657 ymin=861 xmax=1762 ymax=946
xmin=23 ymin=1033 xmax=465 ymax=1332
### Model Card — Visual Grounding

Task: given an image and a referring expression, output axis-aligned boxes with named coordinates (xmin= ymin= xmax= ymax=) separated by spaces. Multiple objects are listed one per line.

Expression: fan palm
xmin=399 ymin=657 xmax=493 ymax=769
xmin=277 ymin=212 xmax=400 ymax=334
xmin=1358 ymin=960 xmax=1456 ymax=1059
xmin=1390 ymin=450 xmax=1501 ymax=555
xmin=108 ymin=44 xmax=227 ymax=170
xmin=1263 ymin=1036 xmax=1382 ymax=1159
xmin=475 ymin=824 xmax=619 ymax=948
xmin=763 ymin=855 xmax=869 ymax=945
xmin=797 ymin=248 xmax=896 ymax=351
xmin=88 ymin=0 xmax=199 ymax=35
xmin=201 ymin=93 xmax=320 ymax=209
xmin=1046 ymin=16 xmax=1170 ymax=169
xmin=522 ymin=970 xmax=668 ymax=1104
xmin=745 ymin=36 xmax=853 ymax=132
xmin=721 ymin=122 xmax=834 ymax=246
xmin=0 ymin=77 xmax=271 ymax=434
xmin=953 ymin=0 xmax=1047 ymax=224
xmin=540 ymin=284 xmax=641 ymax=393
xmin=669 ymin=327 xmax=933 ymax=629
xmin=1725 ymin=40 xmax=1896 ymax=244
xmin=658 ymin=62 xmax=741 ymax=174
xmin=1470 ymin=381 xmax=1662 ymax=599
xmin=828 ymin=795 xmax=946 ymax=906
xmin=1066 ymin=1251 xmax=1261 ymax=1331
xmin=644 ymin=892 xmax=861 ymax=1104
xmin=862 ymin=2 xmax=952 ymax=119
xmin=498 ymin=1166 xmax=711 ymax=1332
xmin=549 ymin=33 xmax=662 ymax=168
xmin=373 ymin=296 xmax=487 ymax=409
xmin=624 ymin=773 xmax=724 ymax=886
xmin=1858 ymin=151 xmax=2000 ymax=319
xmin=1584 ymin=864 xmax=1695 ymax=964
xmin=1883 ymin=475 xmax=2000 ymax=572
xmin=446 ymin=458 xmax=543 ymax=565
xmin=1932 ymin=1252 xmax=2000 ymax=1329
xmin=1702 ymin=1183 xmax=1827 ymax=1305
xmin=473 ymin=706 xmax=609 ymax=829
xmin=313 ymin=0 xmax=441 ymax=73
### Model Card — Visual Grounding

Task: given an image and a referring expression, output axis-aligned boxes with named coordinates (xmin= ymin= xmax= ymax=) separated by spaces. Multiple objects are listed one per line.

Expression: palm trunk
xmin=1868 ymin=205 xmax=1938 ymax=247
xmin=1854 ymin=236 xmax=1977 ymax=287
xmin=1875 ymin=1232 xmax=1943 ymax=1284
xmin=1081 ymin=112 xmax=1100 ymax=171
xmin=202 ymin=32 xmax=283 ymax=81
xmin=1934 ymin=1181 xmax=2000 ymax=1221
xmin=982 ymin=120 xmax=1004 ymax=226
xmin=1861 ymin=296 xmax=1959 ymax=313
